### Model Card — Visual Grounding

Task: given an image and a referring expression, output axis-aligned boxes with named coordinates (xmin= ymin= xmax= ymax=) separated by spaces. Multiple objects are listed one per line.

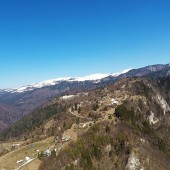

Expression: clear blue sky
xmin=0 ymin=0 xmax=170 ymax=88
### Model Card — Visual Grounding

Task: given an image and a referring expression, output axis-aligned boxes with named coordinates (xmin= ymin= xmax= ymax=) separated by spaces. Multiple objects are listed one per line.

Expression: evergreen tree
xmin=78 ymin=106 xmax=81 ymax=113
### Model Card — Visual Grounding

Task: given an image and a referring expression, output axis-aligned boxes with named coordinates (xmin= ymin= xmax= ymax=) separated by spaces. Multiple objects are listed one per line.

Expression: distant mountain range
xmin=0 ymin=63 xmax=170 ymax=130
xmin=1 ymin=68 xmax=132 ymax=93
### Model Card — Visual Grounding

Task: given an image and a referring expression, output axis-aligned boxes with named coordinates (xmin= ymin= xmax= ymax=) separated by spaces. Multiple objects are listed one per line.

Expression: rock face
xmin=126 ymin=152 xmax=141 ymax=170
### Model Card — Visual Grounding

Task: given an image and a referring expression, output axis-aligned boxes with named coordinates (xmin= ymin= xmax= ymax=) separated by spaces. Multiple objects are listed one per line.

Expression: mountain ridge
xmin=1 ymin=68 xmax=132 ymax=93
xmin=1 ymin=63 xmax=170 ymax=94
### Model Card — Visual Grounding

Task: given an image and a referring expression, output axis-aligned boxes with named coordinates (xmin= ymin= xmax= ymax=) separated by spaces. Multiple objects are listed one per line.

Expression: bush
xmin=80 ymin=150 xmax=93 ymax=170
xmin=38 ymin=151 xmax=44 ymax=160
xmin=105 ymin=125 xmax=110 ymax=134
xmin=65 ymin=163 xmax=74 ymax=170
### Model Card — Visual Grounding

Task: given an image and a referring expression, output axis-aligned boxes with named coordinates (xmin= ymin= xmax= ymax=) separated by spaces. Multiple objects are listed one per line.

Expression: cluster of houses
xmin=11 ymin=143 xmax=20 ymax=150
xmin=55 ymin=135 xmax=71 ymax=143
xmin=43 ymin=149 xmax=51 ymax=157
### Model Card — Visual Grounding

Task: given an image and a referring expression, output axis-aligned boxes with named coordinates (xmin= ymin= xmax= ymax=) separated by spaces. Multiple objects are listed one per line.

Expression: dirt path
xmin=20 ymin=158 xmax=41 ymax=170
xmin=69 ymin=108 xmax=85 ymax=118
xmin=15 ymin=157 xmax=37 ymax=170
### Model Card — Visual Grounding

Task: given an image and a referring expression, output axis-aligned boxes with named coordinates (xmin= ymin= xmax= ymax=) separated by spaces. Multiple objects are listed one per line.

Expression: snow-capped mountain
xmin=4 ymin=69 xmax=132 ymax=93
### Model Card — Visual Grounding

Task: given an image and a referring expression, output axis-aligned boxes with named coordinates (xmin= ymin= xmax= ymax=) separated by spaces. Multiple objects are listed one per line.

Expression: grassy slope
xmin=0 ymin=137 xmax=54 ymax=170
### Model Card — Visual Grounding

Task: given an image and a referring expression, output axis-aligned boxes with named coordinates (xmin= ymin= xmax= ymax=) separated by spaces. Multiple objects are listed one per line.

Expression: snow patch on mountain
xmin=60 ymin=95 xmax=75 ymax=100
xmin=3 ymin=69 xmax=132 ymax=93
xmin=111 ymin=68 xmax=132 ymax=77
xmin=0 ymin=89 xmax=13 ymax=93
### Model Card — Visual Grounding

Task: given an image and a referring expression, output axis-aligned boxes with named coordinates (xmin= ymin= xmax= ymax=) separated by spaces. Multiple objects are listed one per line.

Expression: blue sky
xmin=0 ymin=0 xmax=170 ymax=88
